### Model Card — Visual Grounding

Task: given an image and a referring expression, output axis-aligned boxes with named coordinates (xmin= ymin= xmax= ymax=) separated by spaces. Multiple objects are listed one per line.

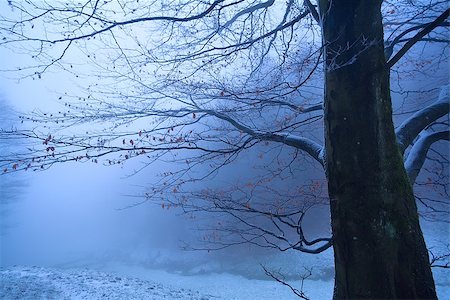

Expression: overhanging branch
xmin=203 ymin=109 xmax=324 ymax=166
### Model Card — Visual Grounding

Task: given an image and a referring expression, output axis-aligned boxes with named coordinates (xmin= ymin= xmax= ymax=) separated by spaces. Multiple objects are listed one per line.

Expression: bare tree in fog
xmin=0 ymin=98 xmax=27 ymax=236
xmin=0 ymin=1 xmax=449 ymax=298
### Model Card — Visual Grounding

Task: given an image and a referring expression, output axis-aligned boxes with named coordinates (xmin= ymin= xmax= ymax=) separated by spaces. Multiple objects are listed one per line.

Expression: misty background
xmin=0 ymin=77 xmax=331 ymax=281
xmin=0 ymin=62 xmax=448 ymax=284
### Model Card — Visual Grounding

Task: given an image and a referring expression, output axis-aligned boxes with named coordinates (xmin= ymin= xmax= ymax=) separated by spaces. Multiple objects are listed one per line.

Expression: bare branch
xmin=219 ymin=0 xmax=275 ymax=32
xmin=19 ymin=0 xmax=227 ymax=45
xmin=429 ymin=245 xmax=450 ymax=269
xmin=387 ymin=8 xmax=450 ymax=68
xmin=385 ymin=21 xmax=449 ymax=59
xmin=262 ymin=265 xmax=311 ymax=300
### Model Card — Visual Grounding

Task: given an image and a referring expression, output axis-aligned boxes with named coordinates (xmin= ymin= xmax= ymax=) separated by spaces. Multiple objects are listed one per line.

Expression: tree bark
xmin=320 ymin=1 xmax=437 ymax=298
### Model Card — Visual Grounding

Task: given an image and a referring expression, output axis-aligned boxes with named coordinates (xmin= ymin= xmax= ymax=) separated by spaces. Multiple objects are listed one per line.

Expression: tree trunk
xmin=320 ymin=1 xmax=437 ymax=298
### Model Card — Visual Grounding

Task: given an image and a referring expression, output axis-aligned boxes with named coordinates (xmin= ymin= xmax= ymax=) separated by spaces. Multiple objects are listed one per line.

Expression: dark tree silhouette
xmin=0 ymin=1 xmax=448 ymax=298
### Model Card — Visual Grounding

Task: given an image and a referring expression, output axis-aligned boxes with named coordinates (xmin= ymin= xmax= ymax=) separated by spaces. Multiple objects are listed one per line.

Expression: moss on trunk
xmin=319 ymin=1 xmax=437 ymax=298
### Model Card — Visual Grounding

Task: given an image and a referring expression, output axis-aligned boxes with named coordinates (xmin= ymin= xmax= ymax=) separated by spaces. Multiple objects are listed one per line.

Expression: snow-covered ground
xmin=0 ymin=265 xmax=215 ymax=300
xmin=0 ymin=264 xmax=333 ymax=300
xmin=1 ymin=260 xmax=449 ymax=300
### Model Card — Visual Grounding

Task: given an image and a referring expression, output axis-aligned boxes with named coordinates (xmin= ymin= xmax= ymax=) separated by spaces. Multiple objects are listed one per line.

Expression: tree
xmin=0 ymin=1 xmax=448 ymax=298
xmin=320 ymin=2 xmax=447 ymax=298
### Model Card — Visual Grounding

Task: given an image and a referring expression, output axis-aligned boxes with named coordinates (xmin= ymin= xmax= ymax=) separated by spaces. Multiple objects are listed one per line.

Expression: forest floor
xmin=0 ymin=264 xmax=333 ymax=299
xmin=1 ymin=220 xmax=448 ymax=299
xmin=1 ymin=261 xmax=449 ymax=299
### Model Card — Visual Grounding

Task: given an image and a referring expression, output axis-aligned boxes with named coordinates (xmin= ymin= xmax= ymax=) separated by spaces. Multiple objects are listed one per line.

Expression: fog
xmin=0 ymin=77 xmax=331 ymax=279
xmin=0 ymin=43 xmax=447 ymax=279
xmin=0 ymin=141 xmax=186 ymax=262
xmin=0 ymin=75 xmax=215 ymax=271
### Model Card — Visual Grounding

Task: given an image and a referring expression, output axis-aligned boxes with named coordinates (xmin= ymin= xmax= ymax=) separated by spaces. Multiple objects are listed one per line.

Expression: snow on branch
xmin=396 ymin=86 xmax=449 ymax=155
xmin=268 ymin=133 xmax=324 ymax=167
xmin=405 ymin=130 xmax=450 ymax=184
